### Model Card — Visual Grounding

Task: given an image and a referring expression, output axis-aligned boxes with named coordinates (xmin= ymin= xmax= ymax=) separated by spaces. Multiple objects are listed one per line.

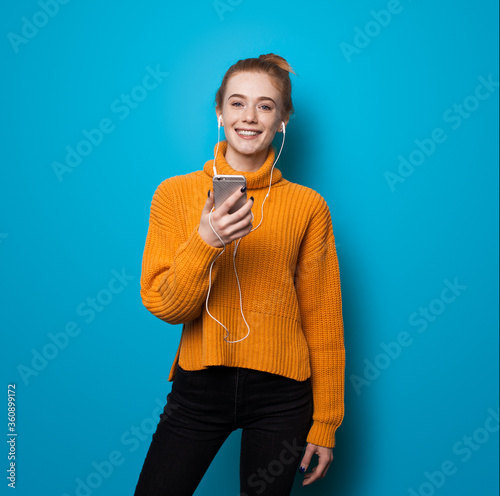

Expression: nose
xmin=242 ymin=105 xmax=257 ymax=123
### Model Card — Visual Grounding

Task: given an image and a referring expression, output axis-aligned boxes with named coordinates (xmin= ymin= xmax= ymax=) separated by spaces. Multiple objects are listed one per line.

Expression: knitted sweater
xmin=140 ymin=141 xmax=345 ymax=448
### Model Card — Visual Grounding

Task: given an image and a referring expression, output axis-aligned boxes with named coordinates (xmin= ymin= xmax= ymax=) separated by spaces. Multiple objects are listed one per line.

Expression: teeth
xmin=237 ymin=130 xmax=259 ymax=136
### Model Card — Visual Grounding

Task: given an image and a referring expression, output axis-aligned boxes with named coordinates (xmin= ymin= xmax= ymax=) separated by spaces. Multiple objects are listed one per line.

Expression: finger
xmin=228 ymin=223 xmax=253 ymax=241
xmin=229 ymin=196 xmax=255 ymax=220
xmin=303 ymin=466 xmax=324 ymax=485
xmin=219 ymin=186 xmax=248 ymax=214
xmin=298 ymin=443 xmax=315 ymax=475
xmin=226 ymin=211 xmax=254 ymax=236
xmin=303 ymin=453 xmax=333 ymax=486
xmin=226 ymin=211 xmax=253 ymax=235
xmin=202 ymin=190 xmax=214 ymax=214
xmin=303 ymin=467 xmax=317 ymax=481
xmin=224 ymin=210 xmax=254 ymax=239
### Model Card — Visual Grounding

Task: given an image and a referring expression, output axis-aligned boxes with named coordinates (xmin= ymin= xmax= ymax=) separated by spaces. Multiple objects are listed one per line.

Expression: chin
xmin=228 ymin=137 xmax=271 ymax=156
xmin=238 ymin=145 xmax=268 ymax=157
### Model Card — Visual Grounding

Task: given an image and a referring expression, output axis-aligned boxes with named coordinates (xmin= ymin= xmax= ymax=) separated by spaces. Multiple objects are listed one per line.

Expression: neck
xmin=224 ymin=146 xmax=269 ymax=173
xmin=205 ymin=141 xmax=282 ymax=189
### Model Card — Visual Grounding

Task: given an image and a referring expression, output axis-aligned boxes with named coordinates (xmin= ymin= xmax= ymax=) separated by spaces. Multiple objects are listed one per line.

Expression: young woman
xmin=134 ymin=53 xmax=345 ymax=496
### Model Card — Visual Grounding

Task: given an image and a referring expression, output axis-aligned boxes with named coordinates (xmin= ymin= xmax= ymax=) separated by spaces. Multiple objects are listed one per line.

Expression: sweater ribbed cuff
xmin=306 ymin=421 xmax=337 ymax=449
xmin=179 ymin=226 xmax=223 ymax=269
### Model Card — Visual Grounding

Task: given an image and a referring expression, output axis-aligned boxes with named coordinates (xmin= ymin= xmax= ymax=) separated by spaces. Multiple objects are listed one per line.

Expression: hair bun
xmin=258 ymin=53 xmax=296 ymax=75
xmin=215 ymin=54 xmax=296 ymax=120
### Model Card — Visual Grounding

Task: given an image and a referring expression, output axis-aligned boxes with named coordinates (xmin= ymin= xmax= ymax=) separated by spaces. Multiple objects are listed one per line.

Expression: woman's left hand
xmin=299 ymin=443 xmax=334 ymax=486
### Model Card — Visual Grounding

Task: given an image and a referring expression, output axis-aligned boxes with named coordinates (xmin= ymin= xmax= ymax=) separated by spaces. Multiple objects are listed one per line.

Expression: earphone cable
xmin=206 ymin=120 xmax=286 ymax=342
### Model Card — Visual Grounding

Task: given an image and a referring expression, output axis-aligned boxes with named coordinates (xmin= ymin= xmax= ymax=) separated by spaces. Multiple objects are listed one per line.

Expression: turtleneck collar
xmin=203 ymin=140 xmax=283 ymax=190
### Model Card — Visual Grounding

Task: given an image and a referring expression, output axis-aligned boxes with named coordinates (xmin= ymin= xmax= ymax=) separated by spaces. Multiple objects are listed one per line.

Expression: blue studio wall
xmin=1 ymin=1 xmax=498 ymax=495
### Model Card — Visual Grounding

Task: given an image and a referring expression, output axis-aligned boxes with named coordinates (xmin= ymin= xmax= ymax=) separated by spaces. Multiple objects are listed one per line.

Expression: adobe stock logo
xmin=239 ymin=438 xmax=305 ymax=496
xmin=384 ymin=74 xmax=499 ymax=192
xmin=61 ymin=397 xmax=169 ymax=496
xmin=17 ymin=268 xmax=135 ymax=385
xmin=7 ymin=0 xmax=71 ymax=54
xmin=350 ymin=277 xmax=467 ymax=395
xmin=213 ymin=0 xmax=244 ymax=21
xmin=339 ymin=0 xmax=411 ymax=63
xmin=407 ymin=407 xmax=499 ymax=496
xmin=51 ymin=65 xmax=168 ymax=182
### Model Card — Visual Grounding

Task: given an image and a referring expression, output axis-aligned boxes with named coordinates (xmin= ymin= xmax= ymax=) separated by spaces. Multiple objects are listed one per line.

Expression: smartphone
xmin=213 ymin=175 xmax=247 ymax=214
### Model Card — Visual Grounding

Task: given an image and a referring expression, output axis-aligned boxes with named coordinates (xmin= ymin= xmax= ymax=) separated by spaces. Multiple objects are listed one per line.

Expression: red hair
xmin=215 ymin=53 xmax=296 ymax=120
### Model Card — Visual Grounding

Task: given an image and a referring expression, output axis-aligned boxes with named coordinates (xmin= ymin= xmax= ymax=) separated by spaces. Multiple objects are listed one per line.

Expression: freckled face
xmin=217 ymin=72 xmax=287 ymax=164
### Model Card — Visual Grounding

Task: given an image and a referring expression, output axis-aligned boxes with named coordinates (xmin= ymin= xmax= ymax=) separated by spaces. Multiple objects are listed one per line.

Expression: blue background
xmin=1 ymin=0 xmax=498 ymax=495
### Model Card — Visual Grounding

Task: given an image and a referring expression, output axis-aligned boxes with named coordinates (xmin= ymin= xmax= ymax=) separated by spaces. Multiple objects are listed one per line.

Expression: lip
xmin=235 ymin=128 xmax=262 ymax=140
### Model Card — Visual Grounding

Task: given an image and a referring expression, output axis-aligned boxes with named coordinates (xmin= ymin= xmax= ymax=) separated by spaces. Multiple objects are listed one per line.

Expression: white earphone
xmin=206 ymin=115 xmax=287 ymax=343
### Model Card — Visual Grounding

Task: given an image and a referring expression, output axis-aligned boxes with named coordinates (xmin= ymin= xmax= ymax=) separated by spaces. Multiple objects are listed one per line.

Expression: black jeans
xmin=134 ymin=365 xmax=313 ymax=496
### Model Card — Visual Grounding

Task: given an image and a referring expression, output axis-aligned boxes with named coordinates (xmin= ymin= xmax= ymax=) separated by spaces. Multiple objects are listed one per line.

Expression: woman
xmin=134 ymin=53 xmax=345 ymax=495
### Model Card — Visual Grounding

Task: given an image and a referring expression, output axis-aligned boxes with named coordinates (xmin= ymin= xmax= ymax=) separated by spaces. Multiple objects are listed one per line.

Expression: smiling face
xmin=216 ymin=71 xmax=289 ymax=172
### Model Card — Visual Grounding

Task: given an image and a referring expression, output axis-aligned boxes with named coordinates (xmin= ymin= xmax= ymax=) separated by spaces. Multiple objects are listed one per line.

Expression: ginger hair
xmin=215 ymin=53 xmax=296 ymax=121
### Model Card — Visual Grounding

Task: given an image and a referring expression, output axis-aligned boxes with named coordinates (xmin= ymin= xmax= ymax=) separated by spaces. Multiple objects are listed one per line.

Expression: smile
xmin=235 ymin=129 xmax=262 ymax=138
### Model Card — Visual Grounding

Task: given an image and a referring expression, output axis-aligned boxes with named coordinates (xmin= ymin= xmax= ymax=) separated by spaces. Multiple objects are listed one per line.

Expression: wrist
xmin=198 ymin=224 xmax=221 ymax=248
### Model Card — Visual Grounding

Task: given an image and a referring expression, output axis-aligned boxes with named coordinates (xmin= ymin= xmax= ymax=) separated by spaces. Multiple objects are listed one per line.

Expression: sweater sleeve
xmin=140 ymin=180 xmax=223 ymax=325
xmin=295 ymin=193 xmax=345 ymax=449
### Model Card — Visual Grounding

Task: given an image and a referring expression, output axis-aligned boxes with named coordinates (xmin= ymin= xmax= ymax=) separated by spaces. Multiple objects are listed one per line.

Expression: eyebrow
xmin=227 ymin=93 xmax=277 ymax=105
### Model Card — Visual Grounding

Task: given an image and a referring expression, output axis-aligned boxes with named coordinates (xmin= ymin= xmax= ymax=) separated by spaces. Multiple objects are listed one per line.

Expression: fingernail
xmin=299 ymin=466 xmax=305 ymax=473
xmin=250 ymin=196 xmax=254 ymax=202
xmin=241 ymin=186 xmax=247 ymax=193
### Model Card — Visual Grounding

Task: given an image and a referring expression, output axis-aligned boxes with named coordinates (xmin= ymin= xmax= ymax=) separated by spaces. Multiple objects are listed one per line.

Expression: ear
xmin=216 ymin=108 xmax=223 ymax=126
xmin=279 ymin=116 xmax=290 ymax=132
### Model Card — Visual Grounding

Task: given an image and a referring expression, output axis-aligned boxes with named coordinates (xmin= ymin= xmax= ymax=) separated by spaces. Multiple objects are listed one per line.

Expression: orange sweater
xmin=140 ymin=141 xmax=345 ymax=448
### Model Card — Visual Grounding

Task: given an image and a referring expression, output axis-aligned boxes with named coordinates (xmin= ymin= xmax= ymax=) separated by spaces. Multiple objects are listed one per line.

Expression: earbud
xmin=218 ymin=115 xmax=223 ymax=127
xmin=281 ymin=121 xmax=286 ymax=134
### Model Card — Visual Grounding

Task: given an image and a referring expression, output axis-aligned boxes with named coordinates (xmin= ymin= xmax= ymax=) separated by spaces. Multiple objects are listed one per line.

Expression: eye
xmin=231 ymin=101 xmax=243 ymax=107
xmin=259 ymin=104 xmax=273 ymax=111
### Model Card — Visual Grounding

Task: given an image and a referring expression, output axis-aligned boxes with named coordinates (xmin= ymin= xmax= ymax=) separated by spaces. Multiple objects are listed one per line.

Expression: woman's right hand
xmin=198 ymin=188 xmax=254 ymax=248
